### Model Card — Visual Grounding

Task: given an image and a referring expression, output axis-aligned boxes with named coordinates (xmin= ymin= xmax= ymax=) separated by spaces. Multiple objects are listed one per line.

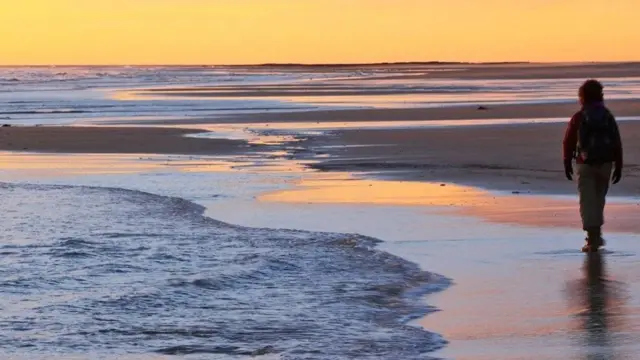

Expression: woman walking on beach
xmin=563 ymin=79 xmax=624 ymax=252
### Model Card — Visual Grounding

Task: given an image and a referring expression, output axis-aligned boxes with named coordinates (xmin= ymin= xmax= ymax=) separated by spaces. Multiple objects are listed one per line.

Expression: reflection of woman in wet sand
xmin=581 ymin=253 xmax=610 ymax=357
xmin=566 ymin=253 xmax=628 ymax=359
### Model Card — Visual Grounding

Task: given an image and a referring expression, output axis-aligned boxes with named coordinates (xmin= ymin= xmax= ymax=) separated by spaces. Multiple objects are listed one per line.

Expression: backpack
xmin=577 ymin=106 xmax=616 ymax=164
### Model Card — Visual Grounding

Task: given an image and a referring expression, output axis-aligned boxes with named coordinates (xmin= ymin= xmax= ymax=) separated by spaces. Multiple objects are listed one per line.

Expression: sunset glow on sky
xmin=2 ymin=0 xmax=639 ymax=65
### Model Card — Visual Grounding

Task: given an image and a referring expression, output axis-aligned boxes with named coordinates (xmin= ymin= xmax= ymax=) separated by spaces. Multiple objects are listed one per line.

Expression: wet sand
xmin=0 ymin=126 xmax=244 ymax=155
xmin=260 ymin=176 xmax=640 ymax=234
xmin=124 ymin=99 xmax=640 ymax=125
xmin=239 ymin=99 xmax=640 ymax=123
xmin=222 ymin=62 xmax=640 ymax=80
xmin=298 ymin=121 xmax=640 ymax=196
xmin=112 ymin=62 xmax=640 ymax=126
xmin=3 ymin=117 xmax=639 ymax=199
xmin=358 ymin=61 xmax=640 ymax=81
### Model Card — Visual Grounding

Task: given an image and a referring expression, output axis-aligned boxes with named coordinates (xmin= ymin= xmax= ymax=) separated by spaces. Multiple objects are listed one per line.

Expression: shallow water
xmin=0 ymin=182 xmax=446 ymax=359
xmin=2 ymin=66 xmax=640 ymax=125
xmin=2 ymin=147 xmax=640 ymax=359
xmin=205 ymin=181 xmax=640 ymax=360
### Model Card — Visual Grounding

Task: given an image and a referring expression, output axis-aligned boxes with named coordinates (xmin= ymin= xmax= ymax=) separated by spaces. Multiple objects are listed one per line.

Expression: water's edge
xmin=0 ymin=181 xmax=451 ymax=359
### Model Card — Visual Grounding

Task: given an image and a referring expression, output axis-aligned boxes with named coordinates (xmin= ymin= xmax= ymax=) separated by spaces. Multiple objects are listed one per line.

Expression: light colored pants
xmin=577 ymin=163 xmax=613 ymax=231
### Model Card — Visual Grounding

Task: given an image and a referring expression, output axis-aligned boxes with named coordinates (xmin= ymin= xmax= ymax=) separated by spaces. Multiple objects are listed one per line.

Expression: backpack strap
xmin=576 ymin=111 xmax=588 ymax=156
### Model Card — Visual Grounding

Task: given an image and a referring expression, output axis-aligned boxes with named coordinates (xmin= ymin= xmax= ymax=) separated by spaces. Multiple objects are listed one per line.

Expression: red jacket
xmin=562 ymin=106 xmax=623 ymax=166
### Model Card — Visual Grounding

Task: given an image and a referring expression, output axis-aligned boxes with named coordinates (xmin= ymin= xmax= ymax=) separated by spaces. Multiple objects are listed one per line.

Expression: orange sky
xmin=1 ymin=0 xmax=639 ymax=65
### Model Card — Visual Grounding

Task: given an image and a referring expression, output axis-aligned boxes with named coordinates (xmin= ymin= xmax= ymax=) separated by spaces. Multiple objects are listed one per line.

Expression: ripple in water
xmin=0 ymin=182 xmax=447 ymax=359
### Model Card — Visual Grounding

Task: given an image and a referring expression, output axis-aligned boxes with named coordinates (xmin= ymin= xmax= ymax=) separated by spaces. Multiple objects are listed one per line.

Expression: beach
xmin=295 ymin=120 xmax=640 ymax=194
xmin=1 ymin=62 xmax=640 ymax=359
xmin=0 ymin=126 xmax=243 ymax=154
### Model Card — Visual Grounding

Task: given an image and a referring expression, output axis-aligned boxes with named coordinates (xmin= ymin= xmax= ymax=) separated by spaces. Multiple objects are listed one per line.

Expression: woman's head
xmin=579 ymin=79 xmax=604 ymax=105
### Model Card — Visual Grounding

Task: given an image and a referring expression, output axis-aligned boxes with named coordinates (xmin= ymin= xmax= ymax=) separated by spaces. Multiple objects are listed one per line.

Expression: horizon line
xmin=2 ymin=60 xmax=639 ymax=68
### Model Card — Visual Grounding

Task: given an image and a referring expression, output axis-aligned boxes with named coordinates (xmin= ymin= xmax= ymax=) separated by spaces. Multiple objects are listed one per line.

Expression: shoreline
xmin=2 ymin=95 xmax=639 ymax=232
xmin=4 ymin=62 xmax=640 ymax=360
xmin=1 ymin=118 xmax=638 ymax=234
xmin=2 ymin=124 xmax=640 ymax=359
xmin=110 ymin=99 xmax=640 ymax=125
xmin=2 ymin=112 xmax=639 ymax=197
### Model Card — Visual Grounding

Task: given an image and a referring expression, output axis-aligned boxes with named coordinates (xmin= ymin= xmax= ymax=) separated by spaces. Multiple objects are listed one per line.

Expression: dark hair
xmin=579 ymin=79 xmax=604 ymax=104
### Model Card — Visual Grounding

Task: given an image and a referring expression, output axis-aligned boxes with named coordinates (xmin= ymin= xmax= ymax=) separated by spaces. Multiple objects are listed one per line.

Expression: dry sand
xmin=0 ymin=126 xmax=244 ymax=155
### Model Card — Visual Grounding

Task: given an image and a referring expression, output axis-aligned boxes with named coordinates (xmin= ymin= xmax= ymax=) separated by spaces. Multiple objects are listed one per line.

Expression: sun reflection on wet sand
xmin=0 ymin=152 xmax=311 ymax=181
xmin=564 ymin=253 xmax=634 ymax=360
xmin=0 ymin=153 xmax=163 ymax=177
xmin=0 ymin=153 xmax=239 ymax=179
xmin=259 ymin=175 xmax=640 ymax=234
xmin=259 ymin=175 xmax=485 ymax=206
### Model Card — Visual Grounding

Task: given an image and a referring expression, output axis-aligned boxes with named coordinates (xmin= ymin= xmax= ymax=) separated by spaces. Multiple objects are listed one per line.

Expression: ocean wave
xmin=0 ymin=182 xmax=448 ymax=359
